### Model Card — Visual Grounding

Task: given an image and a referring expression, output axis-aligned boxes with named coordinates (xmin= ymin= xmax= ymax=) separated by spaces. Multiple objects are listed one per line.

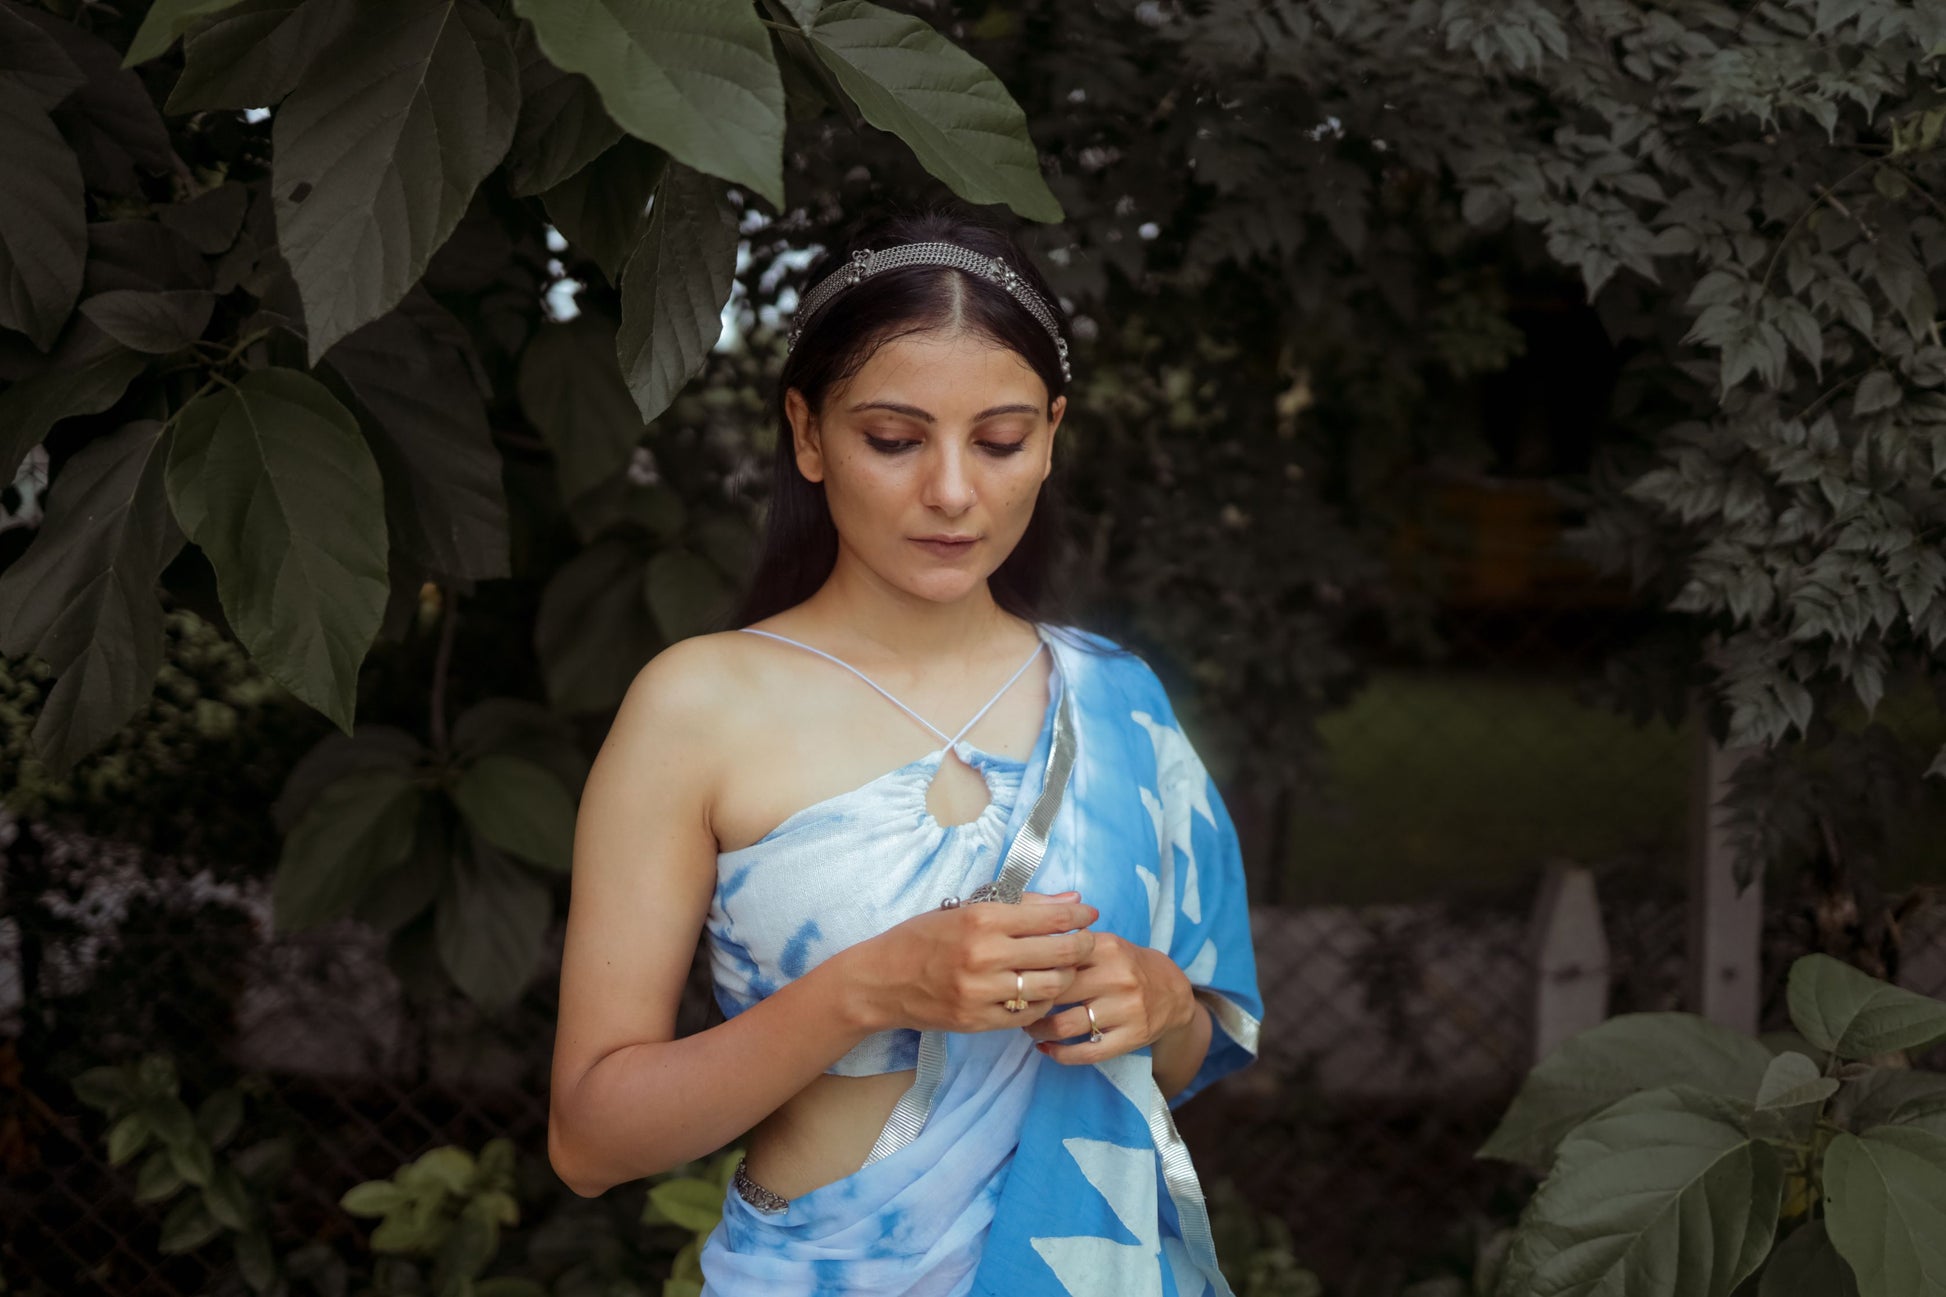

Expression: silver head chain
xmin=785 ymin=241 xmax=1072 ymax=383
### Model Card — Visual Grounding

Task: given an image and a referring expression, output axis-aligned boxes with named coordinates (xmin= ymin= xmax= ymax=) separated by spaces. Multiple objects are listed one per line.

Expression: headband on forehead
xmin=785 ymin=241 xmax=1072 ymax=382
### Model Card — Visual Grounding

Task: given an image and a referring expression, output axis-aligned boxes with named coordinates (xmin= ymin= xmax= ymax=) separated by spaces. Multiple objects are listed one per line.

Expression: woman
xmin=548 ymin=206 xmax=1263 ymax=1296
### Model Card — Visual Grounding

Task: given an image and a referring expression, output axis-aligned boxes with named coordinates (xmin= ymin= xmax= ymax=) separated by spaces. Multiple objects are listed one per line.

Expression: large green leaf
xmin=1479 ymin=1013 xmax=1775 ymax=1172
xmin=13 ymin=6 xmax=177 ymax=197
xmin=539 ymin=137 xmax=666 ymax=286
xmin=273 ymin=0 xmax=518 ymax=363
xmin=1499 ymin=1087 xmax=1781 ymax=1297
xmin=616 ymin=162 xmax=738 ymax=425
xmin=272 ymin=768 xmax=422 ymax=931
xmin=435 ymin=837 xmax=551 ymax=1012
xmin=792 ymin=0 xmax=1062 ymax=222
xmin=164 ymin=368 xmax=390 ymax=730
xmin=1836 ymin=1070 xmax=1946 ymax=1137
xmin=0 ymin=81 xmax=86 ymax=351
xmin=503 ymin=24 xmax=624 ymax=197
xmin=534 ymin=537 xmax=659 ymax=714
xmin=510 ymin=0 xmax=783 ymax=208
xmin=1760 ymin=1221 xmax=1860 ymax=1297
xmin=0 ymin=420 xmax=183 ymax=775
xmin=321 ymin=288 xmax=510 ymax=582
xmin=353 ymin=800 xmax=448 ymax=934
xmin=165 ymin=0 xmax=355 ymax=114
xmin=515 ymin=313 xmax=650 ymax=501
xmin=0 ymin=3 xmax=86 ymax=109
xmin=123 ymin=0 xmax=252 ymax=66
xmin=1788 ymin=954 xmax=1946 ymax=1061
xmin=449 ymin=753 xmax=577 ymax=873
xmin=1823 ymin=1126 xmax=1946 ymax=1297
xmin=451 ymin=698 xmax=590 ymax=799
xmin=271 ymin=726 xmax=427 ymax=832
xmin=78 ymin=289 xmax=216 ymax=354
xmin=645 ymin=549 xmax=734 ymax=641
xmin=0 ymin=345 xmax=149 ymax=497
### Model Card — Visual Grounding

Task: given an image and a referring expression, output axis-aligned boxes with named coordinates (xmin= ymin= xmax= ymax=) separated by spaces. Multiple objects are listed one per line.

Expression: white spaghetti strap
xmin=737 ymin=626 xmax=1045 ymax=753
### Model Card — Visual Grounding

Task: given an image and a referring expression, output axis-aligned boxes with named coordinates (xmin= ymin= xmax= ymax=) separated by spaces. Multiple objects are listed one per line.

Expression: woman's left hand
xmin=1022 ymin=930 xmax=1194 ymax=1063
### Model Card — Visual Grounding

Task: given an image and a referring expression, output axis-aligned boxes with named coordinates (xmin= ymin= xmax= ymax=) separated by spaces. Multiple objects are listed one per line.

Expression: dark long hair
xmin=732 ymin=203 xmax=1077 ymax=630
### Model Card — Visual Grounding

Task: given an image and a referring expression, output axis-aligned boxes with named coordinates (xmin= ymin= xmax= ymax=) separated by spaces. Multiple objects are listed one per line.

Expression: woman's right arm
xmin=546 ymin=637 xmax=1099 ymax=1198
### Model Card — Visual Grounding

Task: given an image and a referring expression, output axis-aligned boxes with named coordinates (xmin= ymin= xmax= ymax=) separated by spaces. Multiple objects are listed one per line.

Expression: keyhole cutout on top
xmin=925 ymin=748 xmax=994 ymax=827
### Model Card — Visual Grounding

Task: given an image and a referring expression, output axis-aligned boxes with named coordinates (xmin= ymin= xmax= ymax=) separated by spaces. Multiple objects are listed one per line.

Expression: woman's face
xmin=786 ymin=327 xmax=1066 ymax=606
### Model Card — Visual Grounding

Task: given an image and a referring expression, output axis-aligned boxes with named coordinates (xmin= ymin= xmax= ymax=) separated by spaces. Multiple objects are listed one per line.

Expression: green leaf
xmin=1760 ymin=1220 xmax=1860 ymax=1297
xmin=167 ymin=1136 xmax=215 ymax=1188
xmin=645 ymin=549 xmax=734 ymax=642
xmin=1853 ymin=370 xmax=1903 ymax=416
xmin=795 ymin=1 xmax=1062 ymax=222
xmin=235 ymin=1228 xmax=278 ymax=1293
xmin=271 ymin=769 xmax=422 ymax=932
xmin=1837 ymin=1070 xmax=1946 ymax=1137
xmin=516 ymin=313 xmax=651 ymax=502
xmin=1756 ymin=1051 xmax=1840 ymax=1111
xmin=70 ymin=1066 xmax=135 ymax=1114
xmin=435 ymin=838 xmax=551 ymax=1012
xmin=78 ymin=289 xmax=215 ymax=353
xmin=196 ymin=1089 xmax=244 ymax=1149
xmin=1788 ymin=954 xmax=1946 ymax=1060
xmin=134 ymin=1148 xmax=188 ymax=1203
xmin=449 ymin=753 xmax=578 ymax=872
xmin=0 ymin=346 xmax=150 ymax=487
xmin=1500 ymin=1087 xmax=1780 ymax=1297
xmin=0 ymin=3 xmax=87 ymax=110
xmin=539 ymin=137 xmax=666 ymax=287
xmin=503 ymin=25 xmax=624 ymax=196
xmin=648 ymin=1177 xmax=725 ymax=1233
xmin=274 ymin=0 xmax=519 ymax=363
xmin=1479 ymin=1013 xmax=1775 ymax=1172
xmin=0 ymin=420 xmax=183 ymax=777
xmin=107 ymin=1113 xmax=154 ymax=1165
xmin=123 ymin=0 xmax=252 ymax=66
xmin=0 ymin=82 xmax=86 ymax=351
xmin=341 ymin=1180 xmax=413 ymax=1217
xmin=616 ymin=162 xmax=738 ymax=426
xmin=434 ymin=1196 xmax=499 ymax=1286
xmin=164 ymin=368 xmax=391 ymax=730
xmin=202 ymin=1164 xmax=253 ymax=1231
xmin=402 ymin=1145 xmax=477 ymax=1198
xmin=535 ymin=537 xmax=659 ymax=714
xmin=321 ymin=287 xmax=511 ymax=582
xmin=166 ymin=0 xmax=355 ymax=114
xmin=1823 ymin=1126 xmax=1946 ymax=1297
xmin=511 ymin=0 xmax=784 ymax=209
xmin=158 ymin=1194 xmax=224 ymax=1254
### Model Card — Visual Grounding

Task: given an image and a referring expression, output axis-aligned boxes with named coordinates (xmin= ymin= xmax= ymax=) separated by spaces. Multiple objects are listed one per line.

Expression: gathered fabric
xmin=699 ymin=624 xmax=1264 ymax=1296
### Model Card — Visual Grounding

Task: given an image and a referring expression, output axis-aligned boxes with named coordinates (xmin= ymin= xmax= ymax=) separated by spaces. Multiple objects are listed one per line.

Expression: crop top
xmin=704 ymin=625 xmax=1059 ymax=1075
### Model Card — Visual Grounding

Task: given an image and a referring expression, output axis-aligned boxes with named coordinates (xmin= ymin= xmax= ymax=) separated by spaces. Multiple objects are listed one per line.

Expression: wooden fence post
xmin=1530 ymin=859 xmax=1610 ymax=1064
xmin=1688 ymin=713 xmax=1763 ymax=1033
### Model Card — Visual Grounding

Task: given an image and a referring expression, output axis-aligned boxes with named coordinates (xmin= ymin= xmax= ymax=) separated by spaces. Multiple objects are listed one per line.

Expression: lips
xmin=912 ymin=537 xmax=977 ymax=557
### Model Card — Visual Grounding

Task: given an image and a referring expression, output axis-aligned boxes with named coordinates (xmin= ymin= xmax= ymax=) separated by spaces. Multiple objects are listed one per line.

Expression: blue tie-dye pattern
xmin=699 ymin=626 xmax=1264 ymax=1296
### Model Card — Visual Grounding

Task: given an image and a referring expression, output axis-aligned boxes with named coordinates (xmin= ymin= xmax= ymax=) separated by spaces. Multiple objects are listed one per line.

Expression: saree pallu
xmin=700 ymin=625 xmax=1265 ymax=1296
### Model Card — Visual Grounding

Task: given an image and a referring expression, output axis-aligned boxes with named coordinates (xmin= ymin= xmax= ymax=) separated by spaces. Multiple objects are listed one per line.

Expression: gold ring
xmin=1003 ymin=970 xmax=1028 ymax=1013
xmin=1086 ymin=1001 xmax=1104 ymax=1043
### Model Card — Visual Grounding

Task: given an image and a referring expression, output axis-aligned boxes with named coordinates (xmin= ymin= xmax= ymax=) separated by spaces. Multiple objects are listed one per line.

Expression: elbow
xmin=548 ymin=1105 xmax=608 ymax=1199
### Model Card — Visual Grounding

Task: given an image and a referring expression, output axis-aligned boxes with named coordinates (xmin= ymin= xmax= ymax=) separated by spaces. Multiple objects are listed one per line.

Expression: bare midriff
xmin=738 ymin=1067 xmax=919 ymax=1198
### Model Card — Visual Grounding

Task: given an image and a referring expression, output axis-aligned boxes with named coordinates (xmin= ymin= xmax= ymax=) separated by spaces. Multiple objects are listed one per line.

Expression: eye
xmin=864 ymin=434 xmax=921 ymax=454
xmin=980 ymin=441 xmax=1029 ymax=457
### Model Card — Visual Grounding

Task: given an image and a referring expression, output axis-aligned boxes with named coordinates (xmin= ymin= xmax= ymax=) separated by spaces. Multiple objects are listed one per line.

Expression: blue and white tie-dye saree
xmin=699 ymin=624 xmax=1264 ymax=1296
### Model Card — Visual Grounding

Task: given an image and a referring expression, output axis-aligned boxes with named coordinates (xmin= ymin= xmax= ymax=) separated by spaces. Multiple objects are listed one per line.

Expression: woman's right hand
xmin=849 ymin=891 xmax=1100 ymax=1035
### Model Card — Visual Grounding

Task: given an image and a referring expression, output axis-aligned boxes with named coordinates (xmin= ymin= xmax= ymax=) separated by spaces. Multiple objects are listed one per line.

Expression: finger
xmin=1000 ymin=928 xmax=1096 ymax=971
xmin=1035 ymin=1035 xmax=1127 ymax=1066
xmin=1020 ymin=890 xmax=1080 ymax=904
xmin=985 ymin=967 xmax=1074 ymax=1007
xmin=1022 ymin=1004 xmax=1090 ymax=1042
xmin=987 ymin=900 xmax=1097 ymax=937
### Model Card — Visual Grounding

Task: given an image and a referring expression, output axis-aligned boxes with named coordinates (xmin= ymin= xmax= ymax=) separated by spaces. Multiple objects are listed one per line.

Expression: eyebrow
xmin=846 ymin=400 xmax=1040 ymax=422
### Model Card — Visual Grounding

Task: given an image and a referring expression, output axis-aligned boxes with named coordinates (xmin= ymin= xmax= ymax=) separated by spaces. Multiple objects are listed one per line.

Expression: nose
xmin=920 ymin=442 xmax=976 ymax=515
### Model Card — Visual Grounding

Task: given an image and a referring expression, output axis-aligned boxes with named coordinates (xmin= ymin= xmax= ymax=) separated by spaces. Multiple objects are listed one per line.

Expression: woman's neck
xmin=789 ymin=554 xmax=1030 ymax=665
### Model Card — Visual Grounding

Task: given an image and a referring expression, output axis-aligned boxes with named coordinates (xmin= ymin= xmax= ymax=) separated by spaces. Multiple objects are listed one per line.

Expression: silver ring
xmin=939 ymin=895 xmax=960 ymax=909
xmin=1085 ymin=1002 xmax=1104 ymax=1043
